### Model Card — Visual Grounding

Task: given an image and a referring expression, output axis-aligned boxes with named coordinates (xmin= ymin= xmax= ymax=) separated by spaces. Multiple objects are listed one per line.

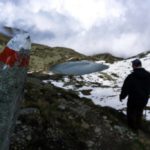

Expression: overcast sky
xmin=0 ymin=0 xmax=150 ymax=57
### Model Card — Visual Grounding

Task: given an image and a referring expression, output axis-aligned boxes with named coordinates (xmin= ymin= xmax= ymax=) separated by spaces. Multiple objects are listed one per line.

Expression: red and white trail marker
xmin=0 ymin=33 xmax=31 ymax=68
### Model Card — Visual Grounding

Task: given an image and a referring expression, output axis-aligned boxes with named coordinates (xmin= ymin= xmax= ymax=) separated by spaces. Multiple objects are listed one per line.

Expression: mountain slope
xmin=10 ymin=75 xmax=150 ymax=150
xmin=30 ymin=43 xmax=86 ymax=72
xmin=91 ymin=53 xmax=123 ymax=63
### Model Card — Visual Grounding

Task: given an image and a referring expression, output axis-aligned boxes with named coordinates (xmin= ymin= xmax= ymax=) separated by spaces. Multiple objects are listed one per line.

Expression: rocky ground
xmin=10 ymin=73 xmax=150 ymax=150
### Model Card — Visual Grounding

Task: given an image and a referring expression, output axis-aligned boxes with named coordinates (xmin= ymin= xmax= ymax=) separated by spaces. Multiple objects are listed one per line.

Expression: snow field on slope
xmin=46 ymin=55 xmax=150 ymax=120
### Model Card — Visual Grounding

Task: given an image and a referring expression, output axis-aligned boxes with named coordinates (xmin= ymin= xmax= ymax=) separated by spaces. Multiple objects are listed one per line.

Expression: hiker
xmin=120 ymin=59 xmax=150 ymax=131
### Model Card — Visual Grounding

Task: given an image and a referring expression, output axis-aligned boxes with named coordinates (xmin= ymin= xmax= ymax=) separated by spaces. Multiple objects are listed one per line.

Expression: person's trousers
xmin=127 ymin=105 xmax=145 ymax=130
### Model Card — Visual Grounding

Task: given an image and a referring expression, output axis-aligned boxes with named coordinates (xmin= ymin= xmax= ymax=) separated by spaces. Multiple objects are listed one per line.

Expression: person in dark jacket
xmin=120 ymin=59 xmax=150 ymax=131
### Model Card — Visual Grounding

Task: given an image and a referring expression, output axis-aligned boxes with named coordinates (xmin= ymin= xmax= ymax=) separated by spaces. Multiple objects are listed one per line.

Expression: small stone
xmin=95 ymin=127 xmax=101 ymax=133
xmin=23 ymin=127 xmax=28 ymax=132
xmin=103 ymin=116 xmax=107 ymax=120
xmin=26 ymin=135 xmax=32 ymax=141
xmin=58 ymin=105 xmax=66 ymax=110
xmin=16 ymin=120 xmax=21 ymax=125
xmin=86 ymin=140 xmax=94 ymax=147
xmin=68 ymin=115 xmax=73 ymax=120
xmin=81 ymin=121 xmax=90 ymax=129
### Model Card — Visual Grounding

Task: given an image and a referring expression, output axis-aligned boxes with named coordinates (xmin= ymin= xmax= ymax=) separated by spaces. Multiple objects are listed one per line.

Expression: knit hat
xmin=132 ymin=59 xmax=142 ymax=67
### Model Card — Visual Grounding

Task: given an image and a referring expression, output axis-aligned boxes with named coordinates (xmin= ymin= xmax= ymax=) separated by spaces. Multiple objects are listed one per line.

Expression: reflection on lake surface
xmin=50 ymin=60 xmax=109 ymax=75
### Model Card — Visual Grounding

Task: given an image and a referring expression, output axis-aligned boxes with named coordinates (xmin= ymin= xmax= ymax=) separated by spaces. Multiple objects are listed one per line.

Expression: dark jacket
xmin=120 ymin=68 xmax=150 ymax=107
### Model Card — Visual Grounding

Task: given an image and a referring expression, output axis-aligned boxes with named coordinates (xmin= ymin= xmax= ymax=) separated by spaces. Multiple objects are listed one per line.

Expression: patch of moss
xmin=99 ymin=72 xmax=115 ymax=81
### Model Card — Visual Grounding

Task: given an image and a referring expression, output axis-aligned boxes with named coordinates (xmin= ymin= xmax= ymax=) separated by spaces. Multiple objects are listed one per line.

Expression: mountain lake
xmin=50 ymin=60 xmax=109 ymax=75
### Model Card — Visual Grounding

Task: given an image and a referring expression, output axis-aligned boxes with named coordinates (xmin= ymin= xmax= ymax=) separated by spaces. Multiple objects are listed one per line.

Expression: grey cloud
xmin=75 ymin=0 xmax=150 ymax=57
xmin=0 ymin=0 xmax=150 ymax=57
